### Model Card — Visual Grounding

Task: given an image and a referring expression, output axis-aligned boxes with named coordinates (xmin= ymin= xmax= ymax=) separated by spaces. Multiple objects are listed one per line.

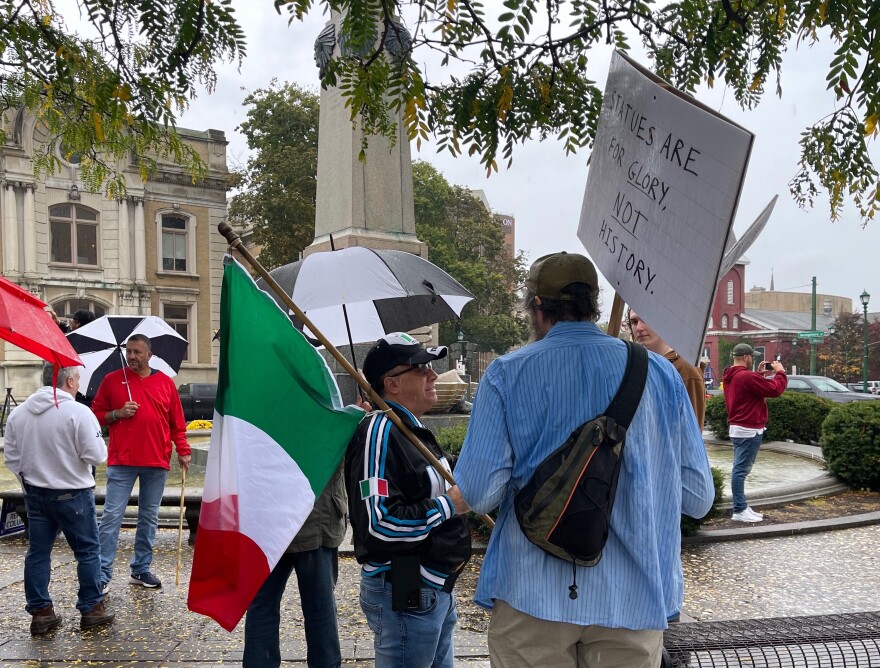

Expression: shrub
xmin=820 ymin=401 xmax=880 ymax=490
xmin=681 ymin=466 xmax=725 ymax=537
xmin=435 ymin=422 xmax=468 ymax=457
xmin=765 ymin=393 xmax=832 ymax=443
xmin=704 ymin=395 xmax=729 ymax=439
xmin=704 ymin=392 xmax=831 ymax=444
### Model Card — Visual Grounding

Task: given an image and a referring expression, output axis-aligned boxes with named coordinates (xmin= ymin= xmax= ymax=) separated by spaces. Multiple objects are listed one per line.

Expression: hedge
xmin=820 ymin=401 xmax=880 ymax=490
xmin=681 ymin=466 xmax=725 ymax=537
xmin=705 ymin=392 xmax=832 ymax=444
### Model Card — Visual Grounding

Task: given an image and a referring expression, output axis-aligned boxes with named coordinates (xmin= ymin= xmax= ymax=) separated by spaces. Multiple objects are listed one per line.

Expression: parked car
xmin=846 ymin=380 xmax=880 ymax=394
xmin=177 ymin=383 xmax=218 ymax=422
xmin=785 ymin=375 xmax=880 ymax=403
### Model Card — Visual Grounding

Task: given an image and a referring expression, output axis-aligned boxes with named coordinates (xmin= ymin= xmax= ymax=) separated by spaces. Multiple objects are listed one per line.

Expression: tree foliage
xmin=227 ymin=81 xmax=319 ymax=269
xmin=226 ymin=87 xmax=526 ymax=354
xmin=0 ymin=0 xmax=245 ymax=196
xmin=274 ymin=0 xmax=880 ymax=224
xmin=816 ymin=312 xmax=880 ymax=383
xmin=412 ymin=161 xmax=527 ymax=354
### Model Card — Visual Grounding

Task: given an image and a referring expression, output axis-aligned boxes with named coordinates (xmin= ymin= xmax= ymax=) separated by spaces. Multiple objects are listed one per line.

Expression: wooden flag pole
xmin=606 ymin=293 xmax=626 ymax=338
xmin=176 ymin=468 xmax=186 ymax=586
xmin=217 ymin=223 xmax=494 ymax=529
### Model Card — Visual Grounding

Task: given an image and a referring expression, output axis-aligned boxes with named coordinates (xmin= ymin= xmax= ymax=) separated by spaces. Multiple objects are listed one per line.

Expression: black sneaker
xmin=100 ymin=581 xmax=110 ymax=595
xmin=129 ymin=572 xmax=161 ymax=588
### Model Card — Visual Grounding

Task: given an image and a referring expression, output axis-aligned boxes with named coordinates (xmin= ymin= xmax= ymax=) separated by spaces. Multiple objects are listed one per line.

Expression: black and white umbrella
xmin=67 ymin=315 xmax=189 ymax=398
xmin=260 ymin=247 xmax=475 ymax=348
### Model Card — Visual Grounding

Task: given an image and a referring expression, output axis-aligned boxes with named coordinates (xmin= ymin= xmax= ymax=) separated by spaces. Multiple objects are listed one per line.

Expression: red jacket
xmin=91 ymin=368 xmax=191 ymax=469
xmin=722 ymin=365 xmax=788 ymax=430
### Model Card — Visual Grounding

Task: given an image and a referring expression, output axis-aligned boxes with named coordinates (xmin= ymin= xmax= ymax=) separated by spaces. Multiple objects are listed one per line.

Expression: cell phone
xmin=762 ymin=361 xmax=773 ymax=370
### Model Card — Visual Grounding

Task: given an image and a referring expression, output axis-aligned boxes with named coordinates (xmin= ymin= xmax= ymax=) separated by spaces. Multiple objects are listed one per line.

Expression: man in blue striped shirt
xmin=456 ymin=252 xmax=714 ymax=668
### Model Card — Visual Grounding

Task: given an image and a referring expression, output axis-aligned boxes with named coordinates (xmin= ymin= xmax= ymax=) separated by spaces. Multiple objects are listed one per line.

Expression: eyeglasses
xmin=386 ymin=362 xmax=433 ymax=378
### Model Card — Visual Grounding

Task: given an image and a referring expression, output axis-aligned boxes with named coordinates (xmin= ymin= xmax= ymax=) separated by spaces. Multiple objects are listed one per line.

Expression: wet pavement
xmin=0 ymin=520 xmax=879 ymax=666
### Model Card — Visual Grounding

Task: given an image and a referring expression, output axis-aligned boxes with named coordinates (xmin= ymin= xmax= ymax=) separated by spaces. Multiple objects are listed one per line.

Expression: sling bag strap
xmin=603 ymin=342 xmax=649 ymax=438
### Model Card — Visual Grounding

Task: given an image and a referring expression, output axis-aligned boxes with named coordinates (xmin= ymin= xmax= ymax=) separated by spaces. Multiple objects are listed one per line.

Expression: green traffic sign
xmin=797 ymin=331 xmax=826 ymax=340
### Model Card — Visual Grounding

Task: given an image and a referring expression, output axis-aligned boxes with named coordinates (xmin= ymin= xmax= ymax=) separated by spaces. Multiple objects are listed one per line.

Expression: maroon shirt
xmin=722 ymin=365 xmax=788 ymax=430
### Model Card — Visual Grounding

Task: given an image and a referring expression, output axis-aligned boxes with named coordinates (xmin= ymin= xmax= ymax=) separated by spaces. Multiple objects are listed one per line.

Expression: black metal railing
xmin=664 ymin=612 xmax=880 ymax=667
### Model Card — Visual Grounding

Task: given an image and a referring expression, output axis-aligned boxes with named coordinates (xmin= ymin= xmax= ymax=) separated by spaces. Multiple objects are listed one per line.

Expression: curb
xmin=684 ymin=510 xmax=880 ymax=544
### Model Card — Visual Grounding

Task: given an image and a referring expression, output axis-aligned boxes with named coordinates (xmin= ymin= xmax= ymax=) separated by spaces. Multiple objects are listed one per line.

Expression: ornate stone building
xmin=0 ymin=109 xmax=229 ymax=398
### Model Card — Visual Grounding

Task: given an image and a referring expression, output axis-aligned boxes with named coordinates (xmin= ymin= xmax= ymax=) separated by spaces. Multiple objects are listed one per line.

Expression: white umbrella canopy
xmin=260 ymin=247 xmax=475 ymax=347
xmin=66 ymin=315 xmax=189 ymax=397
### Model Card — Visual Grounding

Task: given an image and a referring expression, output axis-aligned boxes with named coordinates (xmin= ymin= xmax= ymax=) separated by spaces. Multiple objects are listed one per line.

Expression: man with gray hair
xmin=4 ymin=364 xmax=115 ymax=633
xmin=455 ymin=252 xmax=714 ymax=667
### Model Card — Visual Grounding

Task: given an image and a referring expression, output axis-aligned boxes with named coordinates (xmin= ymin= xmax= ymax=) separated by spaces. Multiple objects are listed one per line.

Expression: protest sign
xmin=719 ymin=196 xmax=778 ymax=279
xmin=578 ymin=50 xmax=754 ymax=363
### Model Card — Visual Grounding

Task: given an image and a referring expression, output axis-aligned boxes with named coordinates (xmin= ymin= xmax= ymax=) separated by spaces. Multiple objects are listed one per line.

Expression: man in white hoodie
xmin=4 ymin=363 xmax=115 ymax=634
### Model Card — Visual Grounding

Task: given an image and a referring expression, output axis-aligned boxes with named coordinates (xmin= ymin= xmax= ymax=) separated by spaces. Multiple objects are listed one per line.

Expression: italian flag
xmin=187 ymin=258 xmax=363 ymax=631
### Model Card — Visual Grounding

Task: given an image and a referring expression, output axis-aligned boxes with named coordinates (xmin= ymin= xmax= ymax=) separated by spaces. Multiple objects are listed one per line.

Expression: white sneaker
xmin=732 ymin=508 xmax=763 ymax=523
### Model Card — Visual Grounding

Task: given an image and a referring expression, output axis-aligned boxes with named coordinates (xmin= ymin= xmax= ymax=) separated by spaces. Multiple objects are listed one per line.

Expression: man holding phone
xmin=722 ymin=344 xmax=788 ymax=522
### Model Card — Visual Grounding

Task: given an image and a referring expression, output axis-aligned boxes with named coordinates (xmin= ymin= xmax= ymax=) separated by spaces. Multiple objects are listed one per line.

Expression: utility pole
xmin=810 ymin=276 xmax=817 ymax=375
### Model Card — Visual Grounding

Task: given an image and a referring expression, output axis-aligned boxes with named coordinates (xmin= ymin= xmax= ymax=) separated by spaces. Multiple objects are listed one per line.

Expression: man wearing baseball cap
xmin=722 ymin=343 xmax=787 ymax=522
xmin=454 ymin=252 xmax=714 ymax=667
xmin=345 ymin=332 xmax=471 ymax=668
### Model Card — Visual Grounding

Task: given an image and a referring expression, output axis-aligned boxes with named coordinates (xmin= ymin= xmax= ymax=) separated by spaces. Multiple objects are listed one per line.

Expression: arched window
xmin=49 ymin=204 xmax=99 ymax=266
xmin=726 ymin=279 xmax=734 ymax=305
xmin=721 ymin=314 xmax=729 ymax=329
xmin=708 ymin=316 xmax=714 ymax=329
xmin=733 ymin=315 xmax=740 ymax=329
xmin=51 ymin=299 xmax=106 ymax=321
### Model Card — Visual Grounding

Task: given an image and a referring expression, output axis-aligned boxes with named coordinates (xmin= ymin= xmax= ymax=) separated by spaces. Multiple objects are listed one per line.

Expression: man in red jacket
xmin=91 ymin=334 xmax=191 ymax=592
xmin=721 ymin=343 xmax=787 ymax=522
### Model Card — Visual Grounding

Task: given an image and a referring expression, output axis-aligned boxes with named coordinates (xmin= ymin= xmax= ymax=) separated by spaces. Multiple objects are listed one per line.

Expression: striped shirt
xmin=455 ymin=321 xmax=714 ymax=629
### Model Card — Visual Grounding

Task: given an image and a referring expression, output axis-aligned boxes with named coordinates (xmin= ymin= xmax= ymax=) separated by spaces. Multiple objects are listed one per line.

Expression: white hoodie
xmin=4 ymin=386 xmax=107 ymax=490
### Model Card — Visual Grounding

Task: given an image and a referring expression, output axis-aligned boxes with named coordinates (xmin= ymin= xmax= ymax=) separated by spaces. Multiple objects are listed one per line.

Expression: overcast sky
xmin=177 ymin=4 xmax=880 ymax=320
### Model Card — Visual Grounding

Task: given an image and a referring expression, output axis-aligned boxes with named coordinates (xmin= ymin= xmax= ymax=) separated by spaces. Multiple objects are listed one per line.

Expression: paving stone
xmin=1 ymin=519 xmax=879 ymax=665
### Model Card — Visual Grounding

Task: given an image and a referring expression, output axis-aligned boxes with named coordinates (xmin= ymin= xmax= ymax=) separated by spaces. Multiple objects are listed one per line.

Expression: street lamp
xmin=861 ymin=290 xmax=871 ymax=393
xmin=827 ymin=323 xmax=836 ymax=377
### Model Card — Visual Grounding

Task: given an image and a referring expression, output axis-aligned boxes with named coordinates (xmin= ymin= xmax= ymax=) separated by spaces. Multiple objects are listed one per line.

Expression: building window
xmin=733 ymin=315 xmax=739 ymax=329
xmin=721 ymin=314 xmax=728 ymax=329
xmin=163 ymin=304 xmax=190 ymax=360
xmin=727 ymin=279 xmax=734 ymax=305
xmin=708 ymin=316 xmax=713 ymax=329
xmin=50 ymin=204 xmax=99 ymax=266
xmin=161 ymin=215 xmax=189 ymax=272
xmin=51 ymin=300 xmax=106 ymax=321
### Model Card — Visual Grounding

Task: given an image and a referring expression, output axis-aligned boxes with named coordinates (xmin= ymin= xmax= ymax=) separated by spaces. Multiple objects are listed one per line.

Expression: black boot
xmin=30 ymin=605 xmax=62 ymax=634
xmin=80 ymin=600 xmax=114 ymax=630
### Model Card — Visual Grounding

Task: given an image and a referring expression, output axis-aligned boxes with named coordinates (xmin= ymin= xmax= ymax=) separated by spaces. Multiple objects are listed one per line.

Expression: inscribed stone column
xmin=306 ymin=15 xmax=425 ymax=258
xmin=2 ymin=182 xmax=20 ymax=277
xmin=133 ymin=197 xmax=146 ymax=284
xmin=22 ymin=183 xmax=37 ymax=278
xmin=118 ymin=197 xmax=132 ymax=284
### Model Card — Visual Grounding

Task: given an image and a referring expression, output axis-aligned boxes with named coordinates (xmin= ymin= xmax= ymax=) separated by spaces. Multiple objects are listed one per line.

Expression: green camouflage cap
xmin=525 ymin=252 xmax=599 ymax=301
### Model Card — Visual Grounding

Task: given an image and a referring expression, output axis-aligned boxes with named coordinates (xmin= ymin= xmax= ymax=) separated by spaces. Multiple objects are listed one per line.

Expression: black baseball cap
xmin=70 ymin=309 xmax=96 ymax=326
xmin=363 ymin=333 xmax=448 ymax=387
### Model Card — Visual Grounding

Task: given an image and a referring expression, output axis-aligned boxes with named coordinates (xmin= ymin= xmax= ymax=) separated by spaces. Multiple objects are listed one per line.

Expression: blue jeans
xmin=243 ymin=547 xmax=341 ymax=668
xmin=359 ymin=573 xmax=457 ymax=668
xmin=23 ymin=485 xmax=102 ymax=614
xmin=731 ymin=434 xmax=764 ymax=513
xmin=98 ymin=466 xmax=168 ymax=581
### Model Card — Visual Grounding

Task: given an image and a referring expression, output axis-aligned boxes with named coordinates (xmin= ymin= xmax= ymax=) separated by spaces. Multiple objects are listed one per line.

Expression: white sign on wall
xmin=578 ymin=51 xmax=754 ymax=364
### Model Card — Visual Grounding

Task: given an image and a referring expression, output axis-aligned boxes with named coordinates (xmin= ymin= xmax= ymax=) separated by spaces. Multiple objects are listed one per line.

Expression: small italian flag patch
xmin=360 ymin=477 xmax=389 ymax=499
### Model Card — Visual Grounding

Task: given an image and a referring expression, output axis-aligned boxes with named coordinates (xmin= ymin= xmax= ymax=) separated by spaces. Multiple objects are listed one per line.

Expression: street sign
xmin=797 ymin=331 xmax=826 ymax=340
